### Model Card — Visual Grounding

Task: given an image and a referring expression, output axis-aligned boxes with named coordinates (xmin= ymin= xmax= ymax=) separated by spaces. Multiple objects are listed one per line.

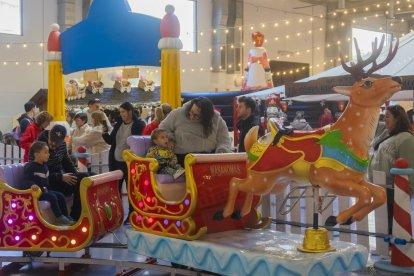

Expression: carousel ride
xmin=1 ymin=0 xmax=412 ymax=275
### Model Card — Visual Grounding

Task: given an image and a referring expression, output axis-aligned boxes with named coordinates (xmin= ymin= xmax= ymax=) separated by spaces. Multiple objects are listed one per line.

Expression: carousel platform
xmin=126 ymin=228 xmax=368 ymax=276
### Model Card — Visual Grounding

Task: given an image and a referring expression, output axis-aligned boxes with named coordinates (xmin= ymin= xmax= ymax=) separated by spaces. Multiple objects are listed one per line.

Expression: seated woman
xmin=159 ymin=97 xmax=232 ymax=166
xmin=71 ymin=110 xmax=110 ymax=154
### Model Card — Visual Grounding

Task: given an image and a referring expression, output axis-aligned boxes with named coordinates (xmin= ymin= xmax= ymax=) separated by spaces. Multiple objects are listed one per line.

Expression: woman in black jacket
xmin=102 ymin=102 xmax=146 ymax=224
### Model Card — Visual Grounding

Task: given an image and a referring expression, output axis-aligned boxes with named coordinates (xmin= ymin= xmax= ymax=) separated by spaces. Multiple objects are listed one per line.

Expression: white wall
xmin=0 ymin=0 xmax=328 ymax=132
xmin=0 ymin=0 xmax=56 ymax=131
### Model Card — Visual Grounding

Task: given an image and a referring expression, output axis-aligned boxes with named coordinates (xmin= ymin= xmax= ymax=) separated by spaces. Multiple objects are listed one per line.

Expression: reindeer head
xmin=333 ymin=36 xmax=402 ymax=107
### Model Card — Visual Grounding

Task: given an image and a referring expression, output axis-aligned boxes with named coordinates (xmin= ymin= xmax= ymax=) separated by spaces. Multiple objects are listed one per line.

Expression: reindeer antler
xmin=340 ymin=35 xmax=399 ymax=81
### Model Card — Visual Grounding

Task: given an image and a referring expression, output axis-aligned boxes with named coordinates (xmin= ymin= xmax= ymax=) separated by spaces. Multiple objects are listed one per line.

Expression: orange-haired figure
xmin=242 ymin=32 xmax=273 ymax=91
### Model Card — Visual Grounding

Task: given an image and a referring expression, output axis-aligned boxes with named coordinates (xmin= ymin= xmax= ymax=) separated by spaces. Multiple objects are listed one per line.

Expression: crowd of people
xmin=2 ymin=97 xmax=413 ymax=231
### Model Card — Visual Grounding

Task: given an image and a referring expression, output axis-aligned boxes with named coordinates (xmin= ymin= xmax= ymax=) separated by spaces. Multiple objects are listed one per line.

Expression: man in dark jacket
xmin=30 ymin=124 xmax=90 ymax=220
xmin=236 ymin=96 xmax=264 ymax=152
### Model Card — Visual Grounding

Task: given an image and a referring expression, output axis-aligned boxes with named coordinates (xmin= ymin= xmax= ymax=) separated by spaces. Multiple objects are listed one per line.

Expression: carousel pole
xmin=158 ymin=5 xmax=183 ymax=109
xmin=46 ymin=23 xmax=66 ymax=122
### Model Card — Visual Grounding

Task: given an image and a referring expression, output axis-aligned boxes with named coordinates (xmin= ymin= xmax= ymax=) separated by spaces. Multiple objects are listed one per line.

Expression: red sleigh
xmin=123 ymin=136 xmax=269 ymax=240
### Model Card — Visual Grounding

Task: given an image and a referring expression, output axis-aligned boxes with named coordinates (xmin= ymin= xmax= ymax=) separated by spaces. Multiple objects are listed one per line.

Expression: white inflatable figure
xmin=242 ymin=32 xmax=273 ymax=91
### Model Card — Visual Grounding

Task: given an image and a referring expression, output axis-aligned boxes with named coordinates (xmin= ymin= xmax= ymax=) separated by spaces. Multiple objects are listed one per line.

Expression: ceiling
xmin=298 ymin=0 xmax=414 ymax=22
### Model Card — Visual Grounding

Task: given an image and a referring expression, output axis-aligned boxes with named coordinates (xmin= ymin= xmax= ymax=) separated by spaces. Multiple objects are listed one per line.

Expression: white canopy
xmin=284 ymin=90 xmax=414 ymax=102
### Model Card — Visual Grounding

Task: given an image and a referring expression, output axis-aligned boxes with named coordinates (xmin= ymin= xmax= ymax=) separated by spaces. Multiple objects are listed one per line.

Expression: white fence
xmin=0 ymin=142 xmax=402 ymax=255
xmin=0 ymin=143 xmax=24 ymax=164
xmin=259 ymin=185 xmax=396 ymax=256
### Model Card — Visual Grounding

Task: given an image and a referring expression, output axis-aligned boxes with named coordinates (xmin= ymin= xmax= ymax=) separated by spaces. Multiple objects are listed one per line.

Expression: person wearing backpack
xmin=14 ymin=101 xmax=36 ymax=144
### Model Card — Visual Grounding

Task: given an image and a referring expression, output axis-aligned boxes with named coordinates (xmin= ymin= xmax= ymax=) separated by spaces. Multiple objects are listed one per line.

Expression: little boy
xmin=146 ymin=128 xmax=185 ymax=180
xmin=23 ymin=141 xmax=75 ymax=226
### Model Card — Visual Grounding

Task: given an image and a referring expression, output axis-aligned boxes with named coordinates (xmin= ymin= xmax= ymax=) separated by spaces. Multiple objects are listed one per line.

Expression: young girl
xmin=71 ymin=110 xmax=110 ymax=154
xmin=23 ymin=141 xmax=75 ymax=226
xmin=146 ymin=128 xmax=185 ymax=180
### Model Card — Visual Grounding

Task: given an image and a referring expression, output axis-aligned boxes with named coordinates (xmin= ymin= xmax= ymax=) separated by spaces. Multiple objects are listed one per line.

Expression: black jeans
xmin=49 ymin=172 xmax=91 ymax=220
xmin=40 ymin=190 xmax=68 ymax=218
xmin=386 ymin=187 xmax=394 ymax=235
xmin=110 ymin=161 xmax=133 ymax=216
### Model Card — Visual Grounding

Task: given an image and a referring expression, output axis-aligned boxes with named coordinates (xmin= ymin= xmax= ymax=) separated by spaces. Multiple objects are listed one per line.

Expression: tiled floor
xmin=0 ymin=195 xmax=412 ymax=276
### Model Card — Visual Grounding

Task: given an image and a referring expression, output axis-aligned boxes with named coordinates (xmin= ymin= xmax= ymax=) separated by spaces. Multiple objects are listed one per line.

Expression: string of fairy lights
xmin=0 ymin=0 xmax=413 ymax=77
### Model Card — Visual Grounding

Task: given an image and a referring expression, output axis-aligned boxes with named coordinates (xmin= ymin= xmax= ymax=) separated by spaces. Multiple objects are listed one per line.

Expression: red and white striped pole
xmin=77 ymin=146 xmax=89 ymax=173
xmin=390 ymin=158 xmax=414 ymax=267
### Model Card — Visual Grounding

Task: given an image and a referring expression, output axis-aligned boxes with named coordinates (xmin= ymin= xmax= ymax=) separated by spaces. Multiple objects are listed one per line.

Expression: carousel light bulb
xmin=148 ymin=217 xmax=154 ymax=223
xmin=250 ymin=26 xmax=254 ymax=30
xmin=39 ymin=43 xmax=43 ymax=47
xmin=310 ymin=17 xmax=314 ymax=21
xmin=51 ymin=236 xmax=57 ymax=241
xmin=200 ymin=32 xmax=203 ymax=36
xmin=274 ymin=22 xmax=279 ymax=27
xmin=27 ymin=62 xmax=31 ymax=66
xmin=208 ymin=48 xmax=212 ymax=52
xmin=225 ymin=29 xmax=229 ymax=34
xmin=31 ymin=235 xmax=37 ymax=240
xmin=7 ymin=219 xmax=12 ymax=224
xmin=38 ymin=62 xmax=42 ymax=66
xmin=82 ymin=227 xmax=87 ymax=233
xmin=261 ymin=24 xmax=265 ymax=28
xmin=28 ymin=215 xmax=34 ymax=221
xmin=71 ymin=239 xmax=76 ymax=245
xmin=238 ymin=26 xmax=242 ymax=31
xmin=15 ymin=236 xmax=20 ymax=241
xmin=11 ymin=203 xmax=16 ymax=208
xmin=213 ymin=29 xmax=216 ymax=33
xmin=6 ymin=44 xmax=10 ymax=48
xmin=23 ymin=43 xmax=27 ymax=48
xmin=299 ymin=18 xmax=303 ymax=23
xmin=3 ymin=62 xmax=7 ymax=65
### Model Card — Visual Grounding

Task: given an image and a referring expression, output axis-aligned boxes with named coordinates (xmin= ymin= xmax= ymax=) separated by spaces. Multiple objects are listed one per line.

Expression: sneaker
xmin=173 ymin=169 xmax=185 ymax=180
xmin=56 ymin=215 xmax=74 ymax=226
xmin=66 ymin=216 xmax=77 ymax=225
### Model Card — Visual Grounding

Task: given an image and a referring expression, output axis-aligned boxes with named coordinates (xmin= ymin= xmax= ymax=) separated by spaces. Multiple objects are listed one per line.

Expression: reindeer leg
xmin=352 ymin=180 xmax=386 ymax=221
xmin=316 ymin=176 xmax=372 ymax=226
xmin=240 ymin=192 xmax=254 ymax=217
xmin=222 ymin=178 xmax=243 ymax=218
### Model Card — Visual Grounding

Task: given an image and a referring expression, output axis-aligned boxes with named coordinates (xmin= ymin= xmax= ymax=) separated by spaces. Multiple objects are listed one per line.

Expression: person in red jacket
xmin=20 ymin=111 xmax=53 ymax=162
xmin=142 ymin=103 xmax=172 ymax=135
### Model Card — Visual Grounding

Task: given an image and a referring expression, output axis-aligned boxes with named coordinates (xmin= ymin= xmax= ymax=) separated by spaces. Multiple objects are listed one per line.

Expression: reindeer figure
xmin=222 ymin=36 xmax=402 ymax=226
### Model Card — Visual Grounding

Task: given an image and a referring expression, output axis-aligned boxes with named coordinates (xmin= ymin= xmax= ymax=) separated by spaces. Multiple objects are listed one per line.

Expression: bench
xmin=0 ymin=163 xmax=73 ymax=224
xmin=127 ymin=135 xmax=185 ymax=201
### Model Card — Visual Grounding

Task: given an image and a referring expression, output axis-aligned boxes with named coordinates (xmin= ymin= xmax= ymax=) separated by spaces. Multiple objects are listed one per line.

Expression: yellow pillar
xmin=47 ymin=61 xmax=66 ymax=122
xmin=160 ymin=49 xmax=181 ymax=109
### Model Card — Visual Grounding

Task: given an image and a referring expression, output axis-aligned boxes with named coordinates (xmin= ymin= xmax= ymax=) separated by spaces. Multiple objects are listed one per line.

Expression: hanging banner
xmin=122 ymin=68 xmax=140 ymax=79
xmin=83 ymin=70 xmax=99 ymax=82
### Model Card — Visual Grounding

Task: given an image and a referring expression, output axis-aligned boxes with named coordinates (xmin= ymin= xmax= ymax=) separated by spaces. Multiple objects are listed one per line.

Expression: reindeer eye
xmin=363 ymin=80 xmax=373 ymax=88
